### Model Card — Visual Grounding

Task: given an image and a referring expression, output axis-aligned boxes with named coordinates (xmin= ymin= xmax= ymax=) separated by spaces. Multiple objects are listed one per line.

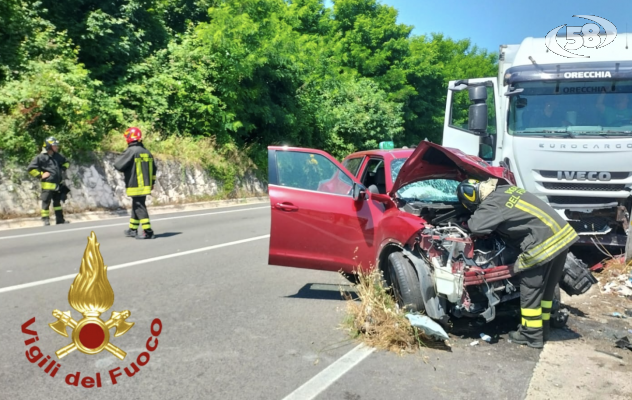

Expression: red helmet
xmin=124 ymin=127 xmax=142 ymax=144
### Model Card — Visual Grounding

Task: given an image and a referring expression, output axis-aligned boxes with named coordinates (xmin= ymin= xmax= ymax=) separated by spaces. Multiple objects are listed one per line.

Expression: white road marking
xmin=0 ymin=206 xmax=269 ymax=240
xmin=0 ymin=234 xmax=270 ymax=294
xmin=281 ymin=344 xmax=375 ymax=400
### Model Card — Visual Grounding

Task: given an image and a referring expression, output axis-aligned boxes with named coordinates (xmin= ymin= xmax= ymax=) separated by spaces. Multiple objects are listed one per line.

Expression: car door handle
xmin=275 ymin=202 xmax=299 ymax=212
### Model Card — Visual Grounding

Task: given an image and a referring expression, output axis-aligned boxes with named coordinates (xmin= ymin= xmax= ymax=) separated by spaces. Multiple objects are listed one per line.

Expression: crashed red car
xmin=267 ymin=141 xmax=532 ymax=325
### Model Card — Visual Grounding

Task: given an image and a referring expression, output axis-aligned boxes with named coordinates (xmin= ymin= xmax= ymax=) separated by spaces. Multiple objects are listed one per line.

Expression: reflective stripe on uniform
xmin=522 ymin=318 xmax=543 ymax=328
xmin=522 ymin=308 xmax=542 ymax=317
xmin=126 ymin=186 xmax=151 ymax=196
xmin=520 ymin=225 xmax=578 ymax=269
xmin=54 ymin=206 xmax=62 ymax=211
xmin=136 ymin=158 xmax=144 ymax=190
xmin=129 ymin=223 xmax=139 ymax=229
xmin=41 ymin=210 xmax=50 ymax=217
xmin=41 ymin=182 xmax=57 ymax=190
xmin=515 ymin=200 xmax=562 ymax=233
xmin=142 ymin=224 xmax=151 ymax=229
xmin=29 ymin=170 xmax=41 ymax=177
xmin=541 ymin=300 xmax=553 ymax=321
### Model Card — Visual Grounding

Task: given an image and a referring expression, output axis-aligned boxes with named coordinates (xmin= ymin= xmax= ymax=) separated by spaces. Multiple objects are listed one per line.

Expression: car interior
xmin=362 ymin=158 xmax=387 ymax=195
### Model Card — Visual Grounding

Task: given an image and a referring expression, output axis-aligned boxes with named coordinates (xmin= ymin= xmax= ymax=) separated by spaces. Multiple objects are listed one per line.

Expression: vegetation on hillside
xmin=0 ymin=0 xmax=497 ymax=181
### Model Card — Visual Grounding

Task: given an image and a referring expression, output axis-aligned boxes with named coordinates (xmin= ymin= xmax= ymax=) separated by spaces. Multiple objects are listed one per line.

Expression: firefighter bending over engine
xmin=457 ymin=178 xmax=578 ymax=348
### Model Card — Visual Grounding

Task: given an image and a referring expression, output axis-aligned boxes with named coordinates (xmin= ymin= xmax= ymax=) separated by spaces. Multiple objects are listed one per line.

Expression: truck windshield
xmin=390 ymin=158 xmax=459 ymax=202
xmin=508 ymin=80 xmax=632 ymax=137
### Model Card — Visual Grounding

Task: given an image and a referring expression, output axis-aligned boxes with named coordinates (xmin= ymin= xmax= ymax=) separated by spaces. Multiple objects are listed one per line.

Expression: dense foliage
xmin=0 ymin=0 xmax=497 ymax=177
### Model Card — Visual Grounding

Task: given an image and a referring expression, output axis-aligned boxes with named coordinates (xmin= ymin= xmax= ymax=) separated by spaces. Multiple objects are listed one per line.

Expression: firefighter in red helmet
xmin=113 ymin=127 xmax=157 ymax=239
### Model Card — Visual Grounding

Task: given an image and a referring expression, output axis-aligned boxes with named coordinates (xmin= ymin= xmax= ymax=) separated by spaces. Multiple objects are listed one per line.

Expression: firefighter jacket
xmin=467 ymin=185 xmax=578 ymax=273
xmin=113 ymin=142 xmax=157 ymax=197
xmin=27 ymin=152 xmax=69 ymax=191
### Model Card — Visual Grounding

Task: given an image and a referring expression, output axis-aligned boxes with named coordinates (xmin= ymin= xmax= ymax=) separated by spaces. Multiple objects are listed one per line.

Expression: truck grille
xmin=568 ymin=216 xmax=611 ymax=234
xmin=539 ymin=171 xmax=630 ymax=179
xmin=547 ymin=196 xmax=618 ymax=205
xmin=542 ymin=182 xmax=626 ymax=191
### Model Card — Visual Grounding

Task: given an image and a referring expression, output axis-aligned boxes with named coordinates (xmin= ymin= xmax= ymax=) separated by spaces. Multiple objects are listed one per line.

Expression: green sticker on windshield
xmin=379 ymin=141 xmax=395 ymax=149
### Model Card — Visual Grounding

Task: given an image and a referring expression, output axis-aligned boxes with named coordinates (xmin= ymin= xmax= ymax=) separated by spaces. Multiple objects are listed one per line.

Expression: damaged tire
xmin=387 ymin=252 xmax=424 ymax=312
xmin=559 ymin=252 xmax=598 ymax=296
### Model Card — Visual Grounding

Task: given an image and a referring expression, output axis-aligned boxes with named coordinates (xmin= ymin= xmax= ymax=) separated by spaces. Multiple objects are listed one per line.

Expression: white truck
xmin=442 ymin=33 xmax=632 ymax=262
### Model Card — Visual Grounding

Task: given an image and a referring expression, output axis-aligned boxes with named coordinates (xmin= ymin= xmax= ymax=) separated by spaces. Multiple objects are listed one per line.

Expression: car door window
xmin=342 ymin=157 xmax=364 ymax=177
xmin=276 ymin=151 xmax=353 ymax=195
xmin=361 ymin=158 xmax=386 ymax=192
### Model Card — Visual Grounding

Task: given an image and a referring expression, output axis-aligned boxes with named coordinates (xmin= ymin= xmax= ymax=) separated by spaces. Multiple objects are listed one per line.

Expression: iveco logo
xmin=557 ymin=171 xmax=612 ymax=181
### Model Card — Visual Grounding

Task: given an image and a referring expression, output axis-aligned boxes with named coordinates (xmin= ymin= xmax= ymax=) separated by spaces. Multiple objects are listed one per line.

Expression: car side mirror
xmin=352 ymin=182 xmax=368 ymax=201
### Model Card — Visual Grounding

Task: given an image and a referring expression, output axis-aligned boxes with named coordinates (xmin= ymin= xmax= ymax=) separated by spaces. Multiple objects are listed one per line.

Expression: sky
xmin=323 ymin=0 xmax=632 ymax=53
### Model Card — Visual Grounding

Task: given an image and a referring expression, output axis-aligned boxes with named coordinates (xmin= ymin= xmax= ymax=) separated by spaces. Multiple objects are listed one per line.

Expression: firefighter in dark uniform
xmin=27 ymin=137 xmax=70 ymax=226
xmin=113 ymin=127 xmax=157 ymax=240
xmin=457 ymin=178 xmax=579 ymax=348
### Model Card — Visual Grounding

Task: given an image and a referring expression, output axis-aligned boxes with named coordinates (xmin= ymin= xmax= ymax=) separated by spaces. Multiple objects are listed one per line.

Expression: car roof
xmin=343 ymin=148 xmax=415 ymax=161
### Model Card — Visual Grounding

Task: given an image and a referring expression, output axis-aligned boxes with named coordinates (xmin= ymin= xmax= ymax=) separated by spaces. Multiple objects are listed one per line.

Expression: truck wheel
xmin=387 ymin=252 xmax=424 ymax=312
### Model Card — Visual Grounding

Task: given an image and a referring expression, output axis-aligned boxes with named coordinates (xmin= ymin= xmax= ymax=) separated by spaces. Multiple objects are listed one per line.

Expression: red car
xmin=267 ymin=141 xmax=530 ymax=324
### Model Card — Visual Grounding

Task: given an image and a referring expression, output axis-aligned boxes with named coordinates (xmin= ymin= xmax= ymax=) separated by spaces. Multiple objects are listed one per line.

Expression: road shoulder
xmin=526 ymin=287 xmax=632 ymax=400
xmin=0 ymin=196 xmax=269 ymax=231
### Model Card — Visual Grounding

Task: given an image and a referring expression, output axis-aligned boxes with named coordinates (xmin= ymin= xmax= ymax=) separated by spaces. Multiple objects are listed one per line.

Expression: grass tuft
xmin=340 ymin=266 xmax=429 ymax=355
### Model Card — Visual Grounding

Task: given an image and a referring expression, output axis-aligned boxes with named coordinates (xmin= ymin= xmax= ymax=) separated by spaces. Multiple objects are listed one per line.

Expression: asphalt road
xmin=0 ymin=204 xmax=540 ymax=399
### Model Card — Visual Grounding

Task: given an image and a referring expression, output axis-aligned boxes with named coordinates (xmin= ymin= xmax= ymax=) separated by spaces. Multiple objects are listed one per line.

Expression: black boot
xmin=55 ymin=210 xmax=69 ymax=224
xmin=136 ymin=229 xmax=155 ymax=240
xmin=124 ymin=229 xmax=137 ymax=238
xmin=42 ymin=217 xmax=50 ymax=226
xmin=508 ymin=327 xmax=544 ymax=349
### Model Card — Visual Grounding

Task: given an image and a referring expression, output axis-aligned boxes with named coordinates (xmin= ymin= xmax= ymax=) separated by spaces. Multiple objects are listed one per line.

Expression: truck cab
xmin=442 ymin=34 xmax=632 ymax=261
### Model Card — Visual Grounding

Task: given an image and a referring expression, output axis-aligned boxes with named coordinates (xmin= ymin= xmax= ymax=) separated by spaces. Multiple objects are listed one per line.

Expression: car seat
xmin=374 ymin=166 xmax=387 ymax=194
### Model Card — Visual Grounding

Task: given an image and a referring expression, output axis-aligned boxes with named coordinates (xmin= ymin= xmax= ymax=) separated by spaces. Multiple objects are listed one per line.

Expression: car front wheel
xmin=387 ymin=252 xmax=424 ymax=312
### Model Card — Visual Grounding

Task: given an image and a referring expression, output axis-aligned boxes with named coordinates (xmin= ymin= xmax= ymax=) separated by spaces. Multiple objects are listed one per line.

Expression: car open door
xmin=267 ymin=146 xmax=383 ymax=273
xmin=442 ymin=77 xmax=501 ymax=164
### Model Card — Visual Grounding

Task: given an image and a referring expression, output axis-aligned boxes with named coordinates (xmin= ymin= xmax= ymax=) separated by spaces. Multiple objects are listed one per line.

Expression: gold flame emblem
xmin=49 ymin=232 xmax=134 ymax=359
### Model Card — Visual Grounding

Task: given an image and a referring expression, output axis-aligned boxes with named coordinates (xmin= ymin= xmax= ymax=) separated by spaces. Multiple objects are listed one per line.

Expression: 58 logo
xmin=545 ymin=15 xmax=617 ymax=58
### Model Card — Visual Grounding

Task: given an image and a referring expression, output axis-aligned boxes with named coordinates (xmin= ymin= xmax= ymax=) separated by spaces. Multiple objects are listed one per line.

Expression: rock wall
xmin=0 ymin=153 xmax=267 ymax=218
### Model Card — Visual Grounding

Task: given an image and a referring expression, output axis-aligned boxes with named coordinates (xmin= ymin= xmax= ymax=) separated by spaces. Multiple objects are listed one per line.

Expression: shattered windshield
xmin=508 ymin=80 xmax=632 ymax=137
xmin=390 ymin=158 xmax=459 ymax=202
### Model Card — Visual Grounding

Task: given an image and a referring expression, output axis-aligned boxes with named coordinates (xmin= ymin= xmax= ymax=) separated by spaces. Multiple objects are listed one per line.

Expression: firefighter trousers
xmin=41 ymin=190 xmax=64 ymax=223
xmin=518 ymin=249 xmax=568 ymax=342
xmin=129 ymin=196 xmax=152 ymax=232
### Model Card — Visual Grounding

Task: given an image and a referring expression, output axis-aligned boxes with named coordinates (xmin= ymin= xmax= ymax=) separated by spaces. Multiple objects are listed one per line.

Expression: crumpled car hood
xmin=390 ymin=141 xmax=515 ymax=196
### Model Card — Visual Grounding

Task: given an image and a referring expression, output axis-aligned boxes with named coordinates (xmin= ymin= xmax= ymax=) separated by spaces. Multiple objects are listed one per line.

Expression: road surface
xmin=0 ymin=204 xmax=540 ymax=399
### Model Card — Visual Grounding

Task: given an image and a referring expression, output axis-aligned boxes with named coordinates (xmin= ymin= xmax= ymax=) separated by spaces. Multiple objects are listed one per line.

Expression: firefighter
xmin=113 ymin=127 xmax=157 ymax=240
xmin=456 ymin=178 xmax=578 ymax=349
xmin=27 ymin=137 xmax=70 ymax=226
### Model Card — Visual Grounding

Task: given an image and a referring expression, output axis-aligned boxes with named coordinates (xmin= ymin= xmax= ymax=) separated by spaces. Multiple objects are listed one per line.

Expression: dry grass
xmin=341 ymin=266 xmax=429 ymax=355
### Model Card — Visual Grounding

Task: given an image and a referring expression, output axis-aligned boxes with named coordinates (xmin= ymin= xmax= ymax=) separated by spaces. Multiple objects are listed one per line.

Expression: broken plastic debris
xmin=470 ymin=340 xmax=479 ymax=346
xmin=480 ymin=333 xmax=492 ymax=342
xmin=405 ymin=313 xmax=449 ymax=341
xmin=611 ymin=312 xmax=626 ymax=318
xmin=614 ymin=336 xmax=632 ymax=351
